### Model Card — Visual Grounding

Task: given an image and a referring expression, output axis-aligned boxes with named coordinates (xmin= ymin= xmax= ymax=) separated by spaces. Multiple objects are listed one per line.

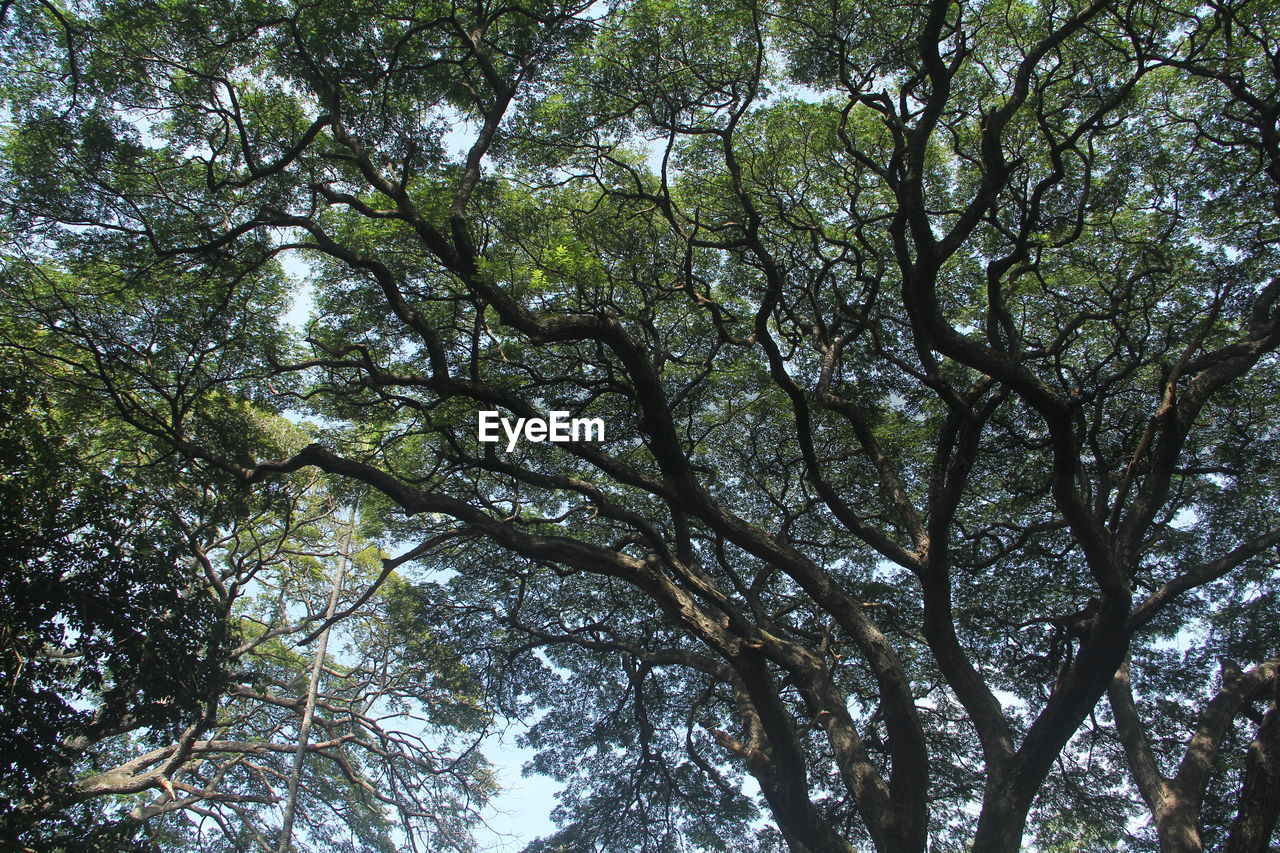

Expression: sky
xmin=473 ymin=732 xmax=561 ymax=851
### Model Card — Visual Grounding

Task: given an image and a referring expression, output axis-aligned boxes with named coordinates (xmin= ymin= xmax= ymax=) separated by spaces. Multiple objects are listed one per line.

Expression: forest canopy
xmin=2 ymin=0 xmax=1280 ymax=850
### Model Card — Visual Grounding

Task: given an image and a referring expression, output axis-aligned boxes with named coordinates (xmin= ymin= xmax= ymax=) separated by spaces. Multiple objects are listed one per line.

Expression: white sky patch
xmin=278 ymin=249 xmax=317 ymax=331
xmin=473 ymin=728 xmax=562 ymax=852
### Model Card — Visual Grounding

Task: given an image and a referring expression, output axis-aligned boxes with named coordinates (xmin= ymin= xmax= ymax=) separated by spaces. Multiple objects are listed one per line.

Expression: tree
xmin=0 ymin=331 xmax=493 ymax=850
xmin=3 ymin=0 xmax=1280 ymax=850
xmin=0 ymin=362 xmax=230 ymax=850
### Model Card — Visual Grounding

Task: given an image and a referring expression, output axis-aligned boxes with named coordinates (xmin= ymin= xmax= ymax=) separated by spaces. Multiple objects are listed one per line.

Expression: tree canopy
xmin=3 ymin=0 xmax=1280 ymax=850
xmin=0 ymin=354 xmax=494 ymax=850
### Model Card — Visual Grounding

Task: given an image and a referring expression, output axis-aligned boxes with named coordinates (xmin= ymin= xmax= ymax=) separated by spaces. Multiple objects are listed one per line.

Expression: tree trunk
xmin=1226 ymin=695 xmax=1280 ymax=853
xmin=276 ymin=504 xmax=355 ymax=853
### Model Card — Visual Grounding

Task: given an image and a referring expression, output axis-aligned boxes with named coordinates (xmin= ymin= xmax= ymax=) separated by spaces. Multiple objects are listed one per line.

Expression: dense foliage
xmin=3 ymin=0 xmax=1280 ymax=850
xmin=0 ymin=369 xmax=227 ymax=847
xmin=0 ymin=353 xmax=494 ymax=851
